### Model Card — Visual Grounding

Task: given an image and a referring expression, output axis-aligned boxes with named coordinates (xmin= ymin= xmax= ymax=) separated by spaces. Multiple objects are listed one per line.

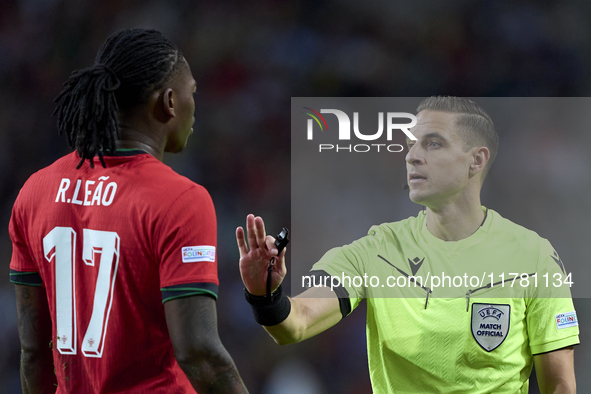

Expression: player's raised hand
xmin=236 ymin=214 xmax=287 ymax=296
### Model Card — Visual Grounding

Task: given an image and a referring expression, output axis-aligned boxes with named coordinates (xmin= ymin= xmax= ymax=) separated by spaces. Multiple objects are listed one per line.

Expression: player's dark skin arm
xmin=14 ymin=284 xmax=57 ymax=394
xmin=164 ymin=295 xmax=248 ymax=394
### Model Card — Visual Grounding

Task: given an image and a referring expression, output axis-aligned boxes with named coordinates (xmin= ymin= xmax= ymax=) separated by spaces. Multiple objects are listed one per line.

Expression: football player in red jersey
xmin=10 ymin=29 xmax=248 ymax=393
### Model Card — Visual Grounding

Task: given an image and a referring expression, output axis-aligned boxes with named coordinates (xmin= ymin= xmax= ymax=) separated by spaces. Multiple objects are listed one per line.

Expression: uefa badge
xmin=471 ymin=303 xmax=511 ymax=352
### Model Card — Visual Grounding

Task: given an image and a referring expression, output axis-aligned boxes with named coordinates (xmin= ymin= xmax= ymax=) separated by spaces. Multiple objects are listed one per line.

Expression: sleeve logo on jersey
xmin=471 ymin=303 xmax=510 ymax=352
xmin=555 ymin=311 xmax=578 ymax=329
xmin=182 ymin=246 xmax=216 ymax=263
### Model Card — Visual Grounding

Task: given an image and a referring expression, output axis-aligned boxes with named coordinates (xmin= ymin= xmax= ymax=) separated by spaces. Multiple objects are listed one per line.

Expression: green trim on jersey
xmin=161 ymin=287 xmax=218 ymax=303
xmin=9 ymin=271 xmax=38 ymax=275
xmin=10 ymin=280 xmax=43 ymax=287
xmin=9 ymin=269 xmax=43 ymax=286
xmin=162 ymin=289 xmax=218 ymax=303
xmin=101 ymin=149 xmax=148 ymax=157
xmin=312 ymin=207 xmax=579 ymax=393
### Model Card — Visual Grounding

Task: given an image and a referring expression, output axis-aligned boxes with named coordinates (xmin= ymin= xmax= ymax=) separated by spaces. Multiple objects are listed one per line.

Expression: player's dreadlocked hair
xmin=53 ymin=29 xmax=184 ymax=168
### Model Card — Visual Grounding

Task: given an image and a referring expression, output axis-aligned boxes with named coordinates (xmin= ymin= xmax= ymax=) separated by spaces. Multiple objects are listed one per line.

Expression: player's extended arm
xmin=236 ymin=214 xmax=342 ymax=345
xmin=533 ymin=347 xmax=576 ymax=394
xmin=164 ymin=295 xmax=248 ymax=393
xmin=14 ymin=284 xmax=56 ymax=394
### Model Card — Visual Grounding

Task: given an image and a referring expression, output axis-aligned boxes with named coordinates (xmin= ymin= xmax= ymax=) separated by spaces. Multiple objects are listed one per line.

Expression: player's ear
xmin=161 ymin=88 xmax=176 ymax=117
xmin=469 ymin=146 xmax=489 ymax=178
xmin=150 ymin=88 xmax=175 ymax=123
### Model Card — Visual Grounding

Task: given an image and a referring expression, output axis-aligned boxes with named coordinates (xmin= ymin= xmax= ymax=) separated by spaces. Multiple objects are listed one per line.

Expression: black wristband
xmin=244 ymin=285 xmax=291 ymax=326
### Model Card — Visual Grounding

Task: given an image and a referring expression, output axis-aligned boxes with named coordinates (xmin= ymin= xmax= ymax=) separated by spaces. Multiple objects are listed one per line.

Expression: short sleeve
xmin=155 ymin=184 xmax=219 ymax=302
xmin=526 ymin=239 xmax=579 ymax=355
xmin=9 ymin=195 xmax=43 ymax=286
xmin=311 ymin=228 xmax=381 ymax=316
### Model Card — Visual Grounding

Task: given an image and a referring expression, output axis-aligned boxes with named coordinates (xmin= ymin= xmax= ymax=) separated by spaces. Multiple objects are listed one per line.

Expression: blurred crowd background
xmin=1 ymin=0 xmax=591 ymax=393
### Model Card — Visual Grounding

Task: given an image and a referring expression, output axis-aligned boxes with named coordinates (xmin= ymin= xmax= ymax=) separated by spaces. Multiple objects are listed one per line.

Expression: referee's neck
xmin=424 ymin=199 xmax=485 ymax=242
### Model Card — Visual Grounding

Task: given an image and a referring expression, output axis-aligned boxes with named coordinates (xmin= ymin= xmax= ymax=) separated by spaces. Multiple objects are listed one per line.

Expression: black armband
xmin=244 ymin=285 xmax=291 ymax=326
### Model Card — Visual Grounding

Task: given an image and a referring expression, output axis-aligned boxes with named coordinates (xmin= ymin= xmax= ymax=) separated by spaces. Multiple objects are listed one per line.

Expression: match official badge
xmin=182 ymin=246 xmax=216 ymax=263
xmin=471 ymin=303 xmax=510 ymax=352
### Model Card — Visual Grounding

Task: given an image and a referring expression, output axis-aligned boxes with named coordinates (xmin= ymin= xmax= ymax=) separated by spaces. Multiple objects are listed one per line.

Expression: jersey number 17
xmin=43 ymin=227 xmax=120 ymax=358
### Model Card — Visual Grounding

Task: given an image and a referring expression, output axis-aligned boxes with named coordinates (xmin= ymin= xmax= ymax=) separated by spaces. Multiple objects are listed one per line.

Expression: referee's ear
xmin=469 ymin=146 xmax=490 ymax=180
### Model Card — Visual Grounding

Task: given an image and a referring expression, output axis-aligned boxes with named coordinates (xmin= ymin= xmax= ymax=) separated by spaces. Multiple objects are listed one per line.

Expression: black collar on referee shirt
xmin=480 ymin=208 xmax=488 ymax=227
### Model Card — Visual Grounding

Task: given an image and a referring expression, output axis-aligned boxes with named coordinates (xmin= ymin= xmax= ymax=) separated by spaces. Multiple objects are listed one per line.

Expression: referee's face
xmin=405 ymin=110 xmax=476 ymax=208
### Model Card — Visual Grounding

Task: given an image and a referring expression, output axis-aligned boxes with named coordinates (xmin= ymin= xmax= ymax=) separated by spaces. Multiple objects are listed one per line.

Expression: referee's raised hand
xmin=236 ymin=214 xmax=287 ymax=296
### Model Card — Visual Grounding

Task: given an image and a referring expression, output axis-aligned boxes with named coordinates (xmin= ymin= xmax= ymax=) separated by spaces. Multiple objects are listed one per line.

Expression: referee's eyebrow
xmin=406 ymin=132 xmax=446 ymax=146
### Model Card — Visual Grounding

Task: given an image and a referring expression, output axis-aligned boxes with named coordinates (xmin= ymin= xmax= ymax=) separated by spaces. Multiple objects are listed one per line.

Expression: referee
xmin=237 ymin=96 xmax=578 ymax=393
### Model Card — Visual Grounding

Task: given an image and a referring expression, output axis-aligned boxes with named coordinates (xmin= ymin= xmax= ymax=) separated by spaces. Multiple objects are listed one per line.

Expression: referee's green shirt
xmin=312 ymin=208 xmax=579 ymax=393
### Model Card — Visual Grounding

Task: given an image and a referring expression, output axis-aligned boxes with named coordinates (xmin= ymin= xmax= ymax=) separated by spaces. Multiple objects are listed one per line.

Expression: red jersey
xmin=9 ymin=150 xmax=219 ymax=393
